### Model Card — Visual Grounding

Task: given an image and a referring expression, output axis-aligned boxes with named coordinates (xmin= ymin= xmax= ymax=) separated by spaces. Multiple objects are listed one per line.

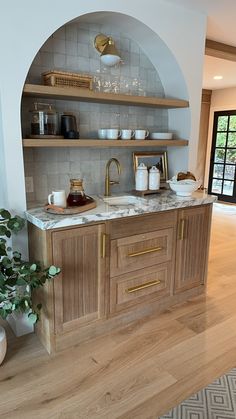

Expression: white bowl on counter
xmin=167 ymin=179 xmax=201 ymax=196
xmin=150 ymin=132 xmax=173 ymax=140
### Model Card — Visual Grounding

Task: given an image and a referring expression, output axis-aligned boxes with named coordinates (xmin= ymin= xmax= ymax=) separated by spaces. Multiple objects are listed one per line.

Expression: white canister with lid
xmin=135 ymin=163 xmax=148 ymax=191
xmin=149 ymin=166 xmax=160 ymax=190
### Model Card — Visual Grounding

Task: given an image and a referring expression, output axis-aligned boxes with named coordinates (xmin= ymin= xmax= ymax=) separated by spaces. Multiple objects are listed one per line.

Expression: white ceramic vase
xmin=0 ymin=325 xmax=7 ymax=365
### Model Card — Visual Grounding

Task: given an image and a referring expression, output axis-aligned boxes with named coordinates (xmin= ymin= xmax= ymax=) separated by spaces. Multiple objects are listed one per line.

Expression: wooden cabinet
xmin=51 ymin=224 xmax=106 ymax=334
xmin=29 ymin=222 xmax=106 ymax=353
xmin=28 ymin=205 xmax=212 ymax=353
xmin=174 ymin=205 xmax=212 ymax=293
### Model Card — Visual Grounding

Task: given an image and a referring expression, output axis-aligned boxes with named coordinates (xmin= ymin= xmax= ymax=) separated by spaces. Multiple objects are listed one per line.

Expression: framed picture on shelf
xmin=133 ymin=151 xmax=168 ymax=181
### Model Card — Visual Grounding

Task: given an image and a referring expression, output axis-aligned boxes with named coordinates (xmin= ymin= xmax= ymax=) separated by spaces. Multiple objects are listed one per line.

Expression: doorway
xmin=208 ymin=110 xmax=236 ymax=202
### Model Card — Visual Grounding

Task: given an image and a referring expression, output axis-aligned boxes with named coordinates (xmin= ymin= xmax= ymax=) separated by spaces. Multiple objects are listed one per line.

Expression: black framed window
xmin=208 ymin=110 xmax=236 ymax=203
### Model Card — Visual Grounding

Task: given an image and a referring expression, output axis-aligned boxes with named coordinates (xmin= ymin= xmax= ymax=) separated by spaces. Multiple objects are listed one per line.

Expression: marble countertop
xmin=25 ymin=191 xmax=217 ymax=231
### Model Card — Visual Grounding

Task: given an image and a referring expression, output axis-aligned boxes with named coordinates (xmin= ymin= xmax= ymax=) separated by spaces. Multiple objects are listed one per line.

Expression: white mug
xmin=48 ymin=190 xmax=66 ymax=208
xmin=106 ymin=129 xmax=121 ymax=140
xmin=98 ymin=128 xmax=107 ymax=139
xmin=134 ymin=129 xmax=149 ymax=140
xmin=120 ymin=129 xmax=135 ymax=140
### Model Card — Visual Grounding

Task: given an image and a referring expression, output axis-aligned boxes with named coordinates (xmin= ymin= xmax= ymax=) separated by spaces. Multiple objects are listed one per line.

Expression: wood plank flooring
xmin=1 ymin=202 xmax=236 ymax=419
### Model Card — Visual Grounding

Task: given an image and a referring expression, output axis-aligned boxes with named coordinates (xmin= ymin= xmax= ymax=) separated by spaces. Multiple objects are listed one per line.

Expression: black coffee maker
xmin=61 ymin=114 xmax=79 ymax=139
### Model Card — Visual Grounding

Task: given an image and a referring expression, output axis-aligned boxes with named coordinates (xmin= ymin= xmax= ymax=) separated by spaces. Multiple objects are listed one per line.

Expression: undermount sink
xmin=102 ymin=195 xmax=146 ymax=206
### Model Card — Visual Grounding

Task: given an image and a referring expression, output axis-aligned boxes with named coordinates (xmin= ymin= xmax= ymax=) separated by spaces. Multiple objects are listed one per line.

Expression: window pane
xmin=213 ymin=164 xmax=224 ymax=179
xmin=229 ymin=115 xmax=236 ymax=130
xmin=228 ymin=132 xmax=236 ymax=147
xmin=217 ymin=116 xmax=228 ymax=131
xmin=214 ymin=148 xmax=225 ymax=163
xmin=212 ymin=179 xmax=222 ymax=194
xmin=216 ymin=132 xmax=227 ymax=147
xmin=226 ymin=149 xmax=236 ymax=164
xmin=223 ymin=180 xmax=234 ymax=196
xmin=224 ymin=165 xmax=235 ymax=180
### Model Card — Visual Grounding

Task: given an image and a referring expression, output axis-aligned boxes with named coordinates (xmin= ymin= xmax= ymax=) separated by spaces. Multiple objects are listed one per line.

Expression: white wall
xmin=0 ymin=0 xmax=206 ymax=219
xmin=204 ymin=87 xmax=236 ymax=187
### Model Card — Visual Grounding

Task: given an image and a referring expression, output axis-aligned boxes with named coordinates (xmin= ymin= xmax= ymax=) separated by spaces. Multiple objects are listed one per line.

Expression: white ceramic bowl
xmin=167 ymin=180 xmax=200 ymax=196
xmin=150 ymin=132 xmax=173 ymax=140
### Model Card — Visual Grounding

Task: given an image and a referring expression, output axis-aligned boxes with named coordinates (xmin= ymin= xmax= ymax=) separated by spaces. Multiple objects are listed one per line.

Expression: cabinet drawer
xmin=110 ymin=263 xmax=171 ymax=313
xmin=109 ymin=210 xmax=177 ymax=239
xmin=110 ymin=227 xmax=174 ymax=277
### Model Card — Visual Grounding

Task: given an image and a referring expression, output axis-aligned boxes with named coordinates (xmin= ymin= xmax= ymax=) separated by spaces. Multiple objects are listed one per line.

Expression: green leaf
xmin=1 ymin=257 xmax=12 ymax=268
xmin=7 ymin=216 xmax=25 ymax=233
xmin=48 ymin=266 xmax=60 ymax=277
xmin=16 ymin=277 xmax=27 ymax=286
xmin=13 ymin=251 xmax=21 ymax=259
xmin=30 ymin=263 xmax=37 ymax=272
xmin=0 ymin=209 xmax=11 ymax=220
xmin=28 ymin=312 xmax=38 ymax=324
xmin=0 ymin=308 xmax=8 ymax=319
xmin=0 ymin=225 xmax=11 ymax=237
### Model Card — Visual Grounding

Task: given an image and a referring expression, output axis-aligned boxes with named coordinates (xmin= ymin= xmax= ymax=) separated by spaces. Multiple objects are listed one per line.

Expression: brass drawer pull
xmin=101 ymin=233 xmax=106 ymax=258
xmin=178 ymin=219 xmax=185 ymax=240
xmin=126 ymin=279 xmax=161 ymax=293
xmin=128 ymin=246 xmax=162 ymax=258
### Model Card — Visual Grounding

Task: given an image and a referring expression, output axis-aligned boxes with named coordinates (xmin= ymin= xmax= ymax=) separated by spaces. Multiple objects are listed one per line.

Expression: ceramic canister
xmin=135 ymin=163 xmax=148 ymax=191
xmin=149 ymin=166 xmax=160 ymax=190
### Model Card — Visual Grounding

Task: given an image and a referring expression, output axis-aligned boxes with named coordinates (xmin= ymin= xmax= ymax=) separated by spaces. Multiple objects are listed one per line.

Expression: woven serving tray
xmin=44 ymin=196 xmax=96 ymax=215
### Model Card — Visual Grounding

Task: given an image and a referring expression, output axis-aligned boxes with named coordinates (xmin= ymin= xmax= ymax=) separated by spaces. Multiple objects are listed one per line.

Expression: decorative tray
xmin=44 ymin=196 xmax=96 ymax=215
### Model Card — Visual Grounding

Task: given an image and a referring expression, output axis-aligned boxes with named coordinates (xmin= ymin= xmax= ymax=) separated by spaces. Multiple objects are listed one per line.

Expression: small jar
xmin=67 ymin=179 xmax=86 ymax=207
xmin=135 ymin=163 xmax=148 ymax=191
xmin=149 ymin=166 xmax=160 ymax=190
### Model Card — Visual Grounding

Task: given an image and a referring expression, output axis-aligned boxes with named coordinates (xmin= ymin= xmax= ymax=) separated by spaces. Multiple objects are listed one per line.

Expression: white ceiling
xmin=167 ymin=0 xmax=236 ymax=90
xmin=203 ymin=56 xmax=236 ymax=90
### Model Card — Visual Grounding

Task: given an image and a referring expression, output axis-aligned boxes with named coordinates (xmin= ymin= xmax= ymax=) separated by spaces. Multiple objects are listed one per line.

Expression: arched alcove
xmin=21 ymin=11 xmax=190 ymax=205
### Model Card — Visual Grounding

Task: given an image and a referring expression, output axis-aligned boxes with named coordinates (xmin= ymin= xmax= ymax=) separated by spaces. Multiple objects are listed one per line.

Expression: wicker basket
xmin=42 ymin=70 xmax=93 ymax=90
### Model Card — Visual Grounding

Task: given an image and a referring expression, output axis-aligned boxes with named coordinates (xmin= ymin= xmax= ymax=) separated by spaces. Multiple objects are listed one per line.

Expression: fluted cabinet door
xmin=174 ymin=205 xmax=212 ymax=293
xmin=52 ymin=224 xmax=106 ymax=333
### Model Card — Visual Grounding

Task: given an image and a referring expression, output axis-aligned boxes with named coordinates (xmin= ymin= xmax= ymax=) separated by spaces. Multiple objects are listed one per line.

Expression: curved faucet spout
xmin=105 ymin=158 xmax=121 ymax=196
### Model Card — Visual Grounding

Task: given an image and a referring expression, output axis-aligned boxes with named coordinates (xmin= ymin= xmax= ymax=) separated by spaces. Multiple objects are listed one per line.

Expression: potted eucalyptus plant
xmin=0 ymin=208 xmax=60 ymax=363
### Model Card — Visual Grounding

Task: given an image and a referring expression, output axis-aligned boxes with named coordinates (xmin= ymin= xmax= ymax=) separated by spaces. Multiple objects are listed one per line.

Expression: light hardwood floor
xmin=1 ymin=202 xmax=236 ymax=419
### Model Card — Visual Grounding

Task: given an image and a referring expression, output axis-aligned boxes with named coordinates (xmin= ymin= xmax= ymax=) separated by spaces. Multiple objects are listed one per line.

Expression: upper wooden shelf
xmin=23 ymin=84 xmax=189 ymax=109
xmin=22 ymin=138 xmax=189 ymax=148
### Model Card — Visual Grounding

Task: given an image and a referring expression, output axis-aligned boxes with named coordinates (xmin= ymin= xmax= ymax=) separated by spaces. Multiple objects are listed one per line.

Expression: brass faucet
xmin=105 ymin=158 xmax=121 ymax=196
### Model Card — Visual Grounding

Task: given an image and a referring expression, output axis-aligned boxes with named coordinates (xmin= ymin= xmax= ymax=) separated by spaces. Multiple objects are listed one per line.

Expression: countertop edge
xmin=25 ymin=192 xmax=217 ymax=231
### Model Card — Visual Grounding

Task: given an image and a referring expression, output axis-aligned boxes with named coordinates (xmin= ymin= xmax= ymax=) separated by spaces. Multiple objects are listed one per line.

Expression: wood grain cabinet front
xmin=174 ymin=205 xmax=212 ymax=293
xmin=110 ymin=228 xmax=174 ymax=277
xmin=110 ymin=262 xmax=172 ymax=314
xmin=51 ymin=224 xmax=106 ymax=334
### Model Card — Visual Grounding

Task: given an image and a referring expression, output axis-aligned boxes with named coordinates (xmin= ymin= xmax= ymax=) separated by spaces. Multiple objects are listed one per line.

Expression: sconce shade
xmin=94 ymin=34 xmax=121 ymax=67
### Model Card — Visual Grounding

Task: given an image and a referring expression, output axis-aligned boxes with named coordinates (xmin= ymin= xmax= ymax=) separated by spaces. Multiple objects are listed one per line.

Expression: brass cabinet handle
xmin=178 ymin=219 xmax=185 ymax=240
xmin=126 ymin=280 xmax=161 ymax=293
xmin=101 ymin=233 xmax=106 ymax=258
xmin=128 ymin=246 xmax=162 ymax=258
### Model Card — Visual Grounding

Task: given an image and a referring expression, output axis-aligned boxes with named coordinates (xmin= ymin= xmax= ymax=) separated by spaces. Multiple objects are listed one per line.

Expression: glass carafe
xmin=67 ymin=179 xmax=86 ymax=207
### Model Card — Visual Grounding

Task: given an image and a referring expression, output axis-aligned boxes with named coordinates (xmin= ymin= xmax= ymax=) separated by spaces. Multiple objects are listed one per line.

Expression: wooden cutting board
xmin=44 ymin=196 xmax=96 ymax=215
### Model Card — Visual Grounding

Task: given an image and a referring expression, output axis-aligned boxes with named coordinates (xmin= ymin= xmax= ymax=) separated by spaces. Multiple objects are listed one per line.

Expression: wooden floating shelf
xmin=23 ymin=84 xmax=189 ymax=109
xmin=22 ymin=139 xmax=189 ymax=148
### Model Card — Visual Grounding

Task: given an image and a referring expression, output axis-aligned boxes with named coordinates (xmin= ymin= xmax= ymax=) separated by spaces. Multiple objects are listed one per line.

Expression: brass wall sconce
xmin=94 ymin=33 xmax=121 ymax=67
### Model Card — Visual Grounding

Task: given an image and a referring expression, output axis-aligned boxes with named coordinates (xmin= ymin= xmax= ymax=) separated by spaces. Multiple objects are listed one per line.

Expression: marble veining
xmin=25 ymin=191 xmax=217 ymax=230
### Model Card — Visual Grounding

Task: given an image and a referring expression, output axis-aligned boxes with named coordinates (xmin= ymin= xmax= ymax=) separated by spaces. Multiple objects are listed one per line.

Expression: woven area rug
xmin=159 ymin=368 xmax=236 ymax=418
